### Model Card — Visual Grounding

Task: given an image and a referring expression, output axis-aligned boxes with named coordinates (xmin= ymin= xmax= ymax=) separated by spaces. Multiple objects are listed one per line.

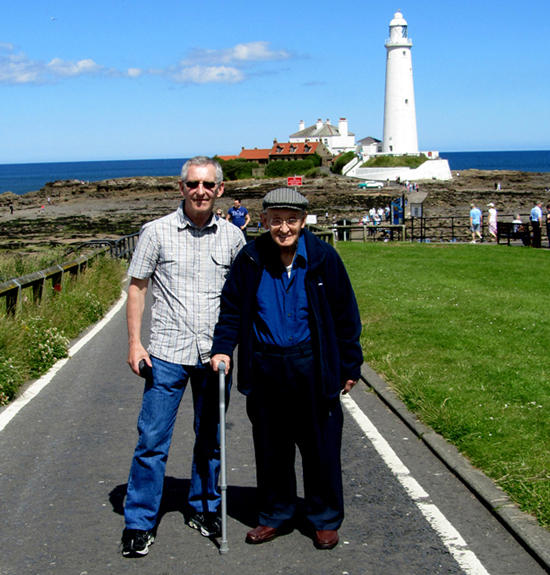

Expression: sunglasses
xmin=185 ymin=180 xmax=217 ymax=190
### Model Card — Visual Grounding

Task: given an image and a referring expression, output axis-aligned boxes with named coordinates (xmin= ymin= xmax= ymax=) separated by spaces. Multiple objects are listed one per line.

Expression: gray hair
xmin=180 ymin=156 xmax=223 ymax=184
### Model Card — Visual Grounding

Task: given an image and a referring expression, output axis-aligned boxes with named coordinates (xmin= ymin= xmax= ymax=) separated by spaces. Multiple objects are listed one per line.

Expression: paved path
xmin=0 ymin=292 xmax=547 ymax=575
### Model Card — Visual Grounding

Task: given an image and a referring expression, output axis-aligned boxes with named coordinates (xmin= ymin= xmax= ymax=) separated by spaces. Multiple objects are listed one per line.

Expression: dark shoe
xmin=121 ymin=528 xmax=154 ymax=557
xmin=314 ymin=529 xmax=339 ymax=550
xmin=245 ymin=525 xmax=280 ymax=544
xmin=188 ymin=511 xmax=221 ymax=537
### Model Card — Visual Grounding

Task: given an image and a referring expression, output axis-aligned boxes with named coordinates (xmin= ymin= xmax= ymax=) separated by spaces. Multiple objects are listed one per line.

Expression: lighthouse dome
xmin=390 ymin=10 xmax=407 ymax=26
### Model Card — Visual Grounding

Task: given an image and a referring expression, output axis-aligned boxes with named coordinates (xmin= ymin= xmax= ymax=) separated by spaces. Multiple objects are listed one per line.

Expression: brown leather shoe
xmin=245 ymin=525 xmax=279 ymax=544
xmin=314 ymin=529 xmax=339 ymax=550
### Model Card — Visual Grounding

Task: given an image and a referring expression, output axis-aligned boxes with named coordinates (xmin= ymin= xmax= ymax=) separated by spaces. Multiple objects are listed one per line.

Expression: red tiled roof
xmin=238 ymin=148 xmax=271 ymax=160
xmin=269 ymin=141 xmax=320 ymax=155
xmin=217 ymin=155 xmax=239 ymax=161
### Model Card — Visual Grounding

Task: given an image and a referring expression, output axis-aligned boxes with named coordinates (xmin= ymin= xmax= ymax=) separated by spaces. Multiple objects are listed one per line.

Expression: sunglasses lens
xmin=185 ymin=180 xmax=216 ymax=190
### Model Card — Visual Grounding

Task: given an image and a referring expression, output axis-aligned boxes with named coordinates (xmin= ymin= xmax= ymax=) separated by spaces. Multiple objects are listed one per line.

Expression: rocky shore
xmin=0 ymin=169 xmax=548 ymax=250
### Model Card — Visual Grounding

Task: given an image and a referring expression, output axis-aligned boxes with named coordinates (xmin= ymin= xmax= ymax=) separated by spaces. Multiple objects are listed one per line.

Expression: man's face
xmin=179 ymin=164 xmax=224 ymax=222
xmin=233 ymin=199 xmax=241 ymax=208
xmin=261 ymin=208 xmax=306 ymax=251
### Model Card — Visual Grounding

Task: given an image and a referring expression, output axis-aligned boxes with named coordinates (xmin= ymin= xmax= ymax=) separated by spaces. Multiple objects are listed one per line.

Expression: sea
xmin=1 ymin=151 xmax=549 ymax=196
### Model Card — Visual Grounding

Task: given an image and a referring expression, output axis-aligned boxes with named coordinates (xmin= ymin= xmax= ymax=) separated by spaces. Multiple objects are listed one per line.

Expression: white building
xmin=289 ymin=118 xmax=356 ymax=155
xmin=382 ymin=10 xmax=418 ymax=154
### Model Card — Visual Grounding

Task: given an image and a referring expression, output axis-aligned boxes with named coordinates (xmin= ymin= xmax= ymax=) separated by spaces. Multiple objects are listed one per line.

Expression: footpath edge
xmin=360 ymin=363 xmax=550 ymax=574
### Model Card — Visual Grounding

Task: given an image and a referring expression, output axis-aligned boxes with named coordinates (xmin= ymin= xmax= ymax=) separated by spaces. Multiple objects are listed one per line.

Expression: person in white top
xmin=487 ymin=203 xmax=497 ymax=241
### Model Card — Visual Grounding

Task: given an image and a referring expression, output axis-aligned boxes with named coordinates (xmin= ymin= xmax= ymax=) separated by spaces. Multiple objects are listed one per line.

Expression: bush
xmin=0 ymin=255 xmax=125 ymax=404
xmin=215 ymin=158 xmax=259 ymax=181
xmin=264 ymin=160 xmax=316 ymax=178
xmin=331 ymin=151 xmax=356 ymax=175
xmin=25 ymin=316 xmax=70 ymax=375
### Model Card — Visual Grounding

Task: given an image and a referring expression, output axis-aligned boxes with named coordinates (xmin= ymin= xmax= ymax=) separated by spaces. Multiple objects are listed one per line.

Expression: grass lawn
xmin=338 ymin=242 xmax=550 ymax=528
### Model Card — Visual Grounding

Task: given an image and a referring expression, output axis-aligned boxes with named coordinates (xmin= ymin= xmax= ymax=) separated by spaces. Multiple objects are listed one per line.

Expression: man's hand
xmin=341 ymin=379 xmax=358 ymax=395
xmin=128 ymin=345 xmax=151 ymax=376
xmin=211 ymin=354 xmax=231 ymax=375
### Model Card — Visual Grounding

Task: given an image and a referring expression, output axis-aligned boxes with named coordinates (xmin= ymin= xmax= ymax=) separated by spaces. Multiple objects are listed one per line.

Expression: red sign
xmin=287 ymin=176 xmax=303 ymax=187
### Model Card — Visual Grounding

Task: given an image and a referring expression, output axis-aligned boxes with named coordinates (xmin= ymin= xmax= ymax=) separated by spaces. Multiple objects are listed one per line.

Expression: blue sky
xmin=1 ymin=0 xmax=549 ymax=163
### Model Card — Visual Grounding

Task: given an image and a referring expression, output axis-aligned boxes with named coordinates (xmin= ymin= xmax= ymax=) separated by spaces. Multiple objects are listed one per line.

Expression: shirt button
xmin=287 ymin=313 xmax=291 ymax=317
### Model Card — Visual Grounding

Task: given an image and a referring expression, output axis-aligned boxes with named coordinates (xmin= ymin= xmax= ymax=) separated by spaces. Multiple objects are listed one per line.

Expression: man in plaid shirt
xmin=121 ymin=156 xmax=245 ymax=557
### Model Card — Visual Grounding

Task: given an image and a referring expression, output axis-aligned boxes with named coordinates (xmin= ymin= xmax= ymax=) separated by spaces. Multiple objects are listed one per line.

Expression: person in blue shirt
xmin=211 ymin=188 xmax=363 ymax=551
xmin=226 ymin=198 xmax=251 ymax=240
xmin=469 ymin=203 xmax=483 ymax=243
xmin=530 ymin=202 xmax=543 ymax=248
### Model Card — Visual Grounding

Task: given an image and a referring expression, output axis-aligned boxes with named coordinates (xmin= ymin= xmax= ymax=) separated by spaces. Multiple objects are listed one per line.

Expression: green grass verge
xmin=361 ymin=154 xmax=428 ymax=169
xmin=338 ymin=242 xmax=550 ymax=528
xmin=0 ymin=256 xmax=126 ymax=405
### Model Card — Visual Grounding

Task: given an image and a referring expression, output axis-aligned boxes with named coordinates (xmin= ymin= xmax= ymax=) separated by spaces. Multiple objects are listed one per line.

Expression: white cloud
xmin=0 ymin=40 xmax=293 ymax=86
xmin=0 ymin=44 xmax=107 ymax=84
xmin=187 ymin=41 xmax=291 ymax=65
xmin=169 ymin=65 xmax=244 ymax=84
xmin=47 ymin=58 xmax=103 ymax=77
xmin=126 ymin=68 xmax=142 ymax=78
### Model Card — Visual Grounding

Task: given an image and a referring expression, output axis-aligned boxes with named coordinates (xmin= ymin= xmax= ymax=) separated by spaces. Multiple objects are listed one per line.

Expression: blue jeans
xmin=124 ymin=356 xmax=230 ymax=531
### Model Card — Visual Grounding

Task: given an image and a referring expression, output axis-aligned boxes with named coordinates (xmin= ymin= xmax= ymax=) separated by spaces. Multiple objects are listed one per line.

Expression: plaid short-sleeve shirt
xmin=128 ymin=202 xmax=246 ymax=365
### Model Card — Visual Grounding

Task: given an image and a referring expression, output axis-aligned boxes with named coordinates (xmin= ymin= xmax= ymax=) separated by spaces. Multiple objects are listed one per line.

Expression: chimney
xmin=299 ymin=120 xmax=305 ymax=131
xmin=316 ymin=119 xmax=322 ymax=130
xmin=339 ymin=118 xmax=348 ymax=137
xmin=242 ymin=146 xmax=245 ymax=150
xmin=325 ymin=119 xmax=331 ymax=125
xmin=273 ymin=138 xmax=278 ymax=144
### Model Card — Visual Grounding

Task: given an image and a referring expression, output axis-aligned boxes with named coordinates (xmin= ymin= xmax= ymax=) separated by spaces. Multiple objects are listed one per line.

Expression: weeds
xmin=0 ymin=255 xmax=125 ymax=405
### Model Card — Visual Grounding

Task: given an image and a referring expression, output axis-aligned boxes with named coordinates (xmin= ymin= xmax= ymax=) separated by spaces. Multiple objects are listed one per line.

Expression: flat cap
xmin=262 ymin=187 xmax=309 ymax=211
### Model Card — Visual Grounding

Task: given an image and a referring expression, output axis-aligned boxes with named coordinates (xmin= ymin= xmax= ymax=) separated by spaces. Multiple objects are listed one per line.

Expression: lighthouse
xmin=382 ymin=10 xmax=418 ymax=154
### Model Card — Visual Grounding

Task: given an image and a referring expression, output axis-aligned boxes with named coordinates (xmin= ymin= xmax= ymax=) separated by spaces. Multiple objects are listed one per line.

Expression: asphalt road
xmin=0 ymin=292 xmax=546 ymax=575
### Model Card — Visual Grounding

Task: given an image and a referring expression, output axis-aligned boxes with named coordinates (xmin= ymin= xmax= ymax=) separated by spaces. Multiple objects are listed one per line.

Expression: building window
xmin=277 ymin=146 xmax=283 ymax=154
xmin=290 ymin=145 xmax=297 ymax=153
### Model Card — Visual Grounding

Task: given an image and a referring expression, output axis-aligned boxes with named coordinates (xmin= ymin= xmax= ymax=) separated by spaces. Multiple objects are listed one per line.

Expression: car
xmin=357 ymin=181 xmax=383 ymax=189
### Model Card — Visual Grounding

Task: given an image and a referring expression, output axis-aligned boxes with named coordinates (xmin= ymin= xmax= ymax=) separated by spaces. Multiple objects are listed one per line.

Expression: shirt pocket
xmin=210 ymin=248 xmax=232 ymax=293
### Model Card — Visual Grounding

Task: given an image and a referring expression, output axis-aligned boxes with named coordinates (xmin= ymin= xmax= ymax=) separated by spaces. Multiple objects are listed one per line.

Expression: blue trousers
xmin=246 ymin=341 xmax=344 ymax=531
xmin=124 ymin=356 xmax=230 ymax=531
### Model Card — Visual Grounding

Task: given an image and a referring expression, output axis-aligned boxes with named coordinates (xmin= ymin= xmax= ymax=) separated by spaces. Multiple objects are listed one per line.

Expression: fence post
xmin=6 ymin=280 xmax=22 ymax=316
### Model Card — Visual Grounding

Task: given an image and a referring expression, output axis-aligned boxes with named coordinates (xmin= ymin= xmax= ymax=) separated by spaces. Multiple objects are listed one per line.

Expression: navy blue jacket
xmin=211 ymin=228 xmax=363 ymax=401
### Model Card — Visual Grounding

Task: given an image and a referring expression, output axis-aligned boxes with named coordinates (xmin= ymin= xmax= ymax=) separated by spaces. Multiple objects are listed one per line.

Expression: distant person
xmin=227 ymin=198 xmax=251 ymax=240
xmin=216 ymin=208 xmax=224 ymax=218
xmin=9 ymin=203 xmax=14 ymax=215
xmin=121 ymin=156 xmax=245 ymax=558
xmin=469 ymin=203 xmax=482 ymax=243
xmin=487 ymin=203 xmax=497 ymax=241
xmin=546 ymin=205 xmax=550 ymax=248
xmin=530 ymin=202 xmax=543 ymax=248
xmin=512 ymin=214 xmax=522 ymax=234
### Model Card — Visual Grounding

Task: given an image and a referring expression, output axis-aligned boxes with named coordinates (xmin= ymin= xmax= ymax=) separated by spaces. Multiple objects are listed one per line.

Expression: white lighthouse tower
xmin=382 ymin=10 xmax=418 ymax=154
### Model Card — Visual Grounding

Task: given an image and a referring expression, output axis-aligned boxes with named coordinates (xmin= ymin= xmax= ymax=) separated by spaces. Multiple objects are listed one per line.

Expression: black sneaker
xmin=121 ymin=528 xmax=154 ymax=557
xmin=188 ymin=511 xmax=221 ymax=537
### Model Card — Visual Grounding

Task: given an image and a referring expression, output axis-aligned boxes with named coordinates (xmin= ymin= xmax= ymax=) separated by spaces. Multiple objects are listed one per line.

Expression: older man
xmin=211 ymin=188 xmax=363 ymax=550
xmin=122 ymin=157 xmax=245 ymax=557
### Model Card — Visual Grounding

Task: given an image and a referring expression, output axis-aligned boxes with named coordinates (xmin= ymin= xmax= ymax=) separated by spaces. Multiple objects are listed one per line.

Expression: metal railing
xmin=0 ymin=232 xmax=140 ymax=316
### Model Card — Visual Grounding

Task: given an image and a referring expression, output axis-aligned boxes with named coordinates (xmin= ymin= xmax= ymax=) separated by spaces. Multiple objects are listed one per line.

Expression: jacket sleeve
xmin=327 ymin=249 xmax=363 ymax=381
xmin=211 ymin=250 xmax=247 ymax=357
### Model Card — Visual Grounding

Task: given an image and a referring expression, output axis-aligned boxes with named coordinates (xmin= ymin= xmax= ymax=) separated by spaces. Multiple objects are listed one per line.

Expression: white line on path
xmin=0 ymin=290 xmax=127 ymax=433
xmin=342 ymin=393 xmax=491 ymax=575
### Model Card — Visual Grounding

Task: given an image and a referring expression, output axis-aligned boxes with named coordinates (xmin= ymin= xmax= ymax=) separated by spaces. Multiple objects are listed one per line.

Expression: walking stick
xmin=218 ymin=361 xmax=229 ymax=554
